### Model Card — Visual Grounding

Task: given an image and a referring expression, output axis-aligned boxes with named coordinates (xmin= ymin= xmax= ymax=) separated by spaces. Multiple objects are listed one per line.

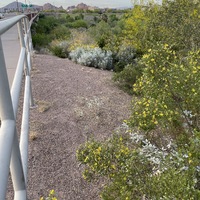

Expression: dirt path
xmin=26 ymin=54 xmax=132 ymax=199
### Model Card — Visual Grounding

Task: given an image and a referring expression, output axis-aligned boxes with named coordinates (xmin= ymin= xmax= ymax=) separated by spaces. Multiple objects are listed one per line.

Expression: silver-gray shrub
xmin=69 ymin=47 xmax=113 ymax=70
xmin=115 ymin=45 xmax=137 ymax=71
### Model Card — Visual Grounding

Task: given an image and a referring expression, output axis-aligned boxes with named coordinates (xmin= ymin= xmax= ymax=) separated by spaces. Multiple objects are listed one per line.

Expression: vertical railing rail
xmin=0 ymin=13 xmax=38 ymax=200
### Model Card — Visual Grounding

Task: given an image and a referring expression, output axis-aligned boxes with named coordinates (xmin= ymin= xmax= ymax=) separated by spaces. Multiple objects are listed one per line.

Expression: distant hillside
xmin=0 ymin=1 xmax=42 ymax=12
xmin=0 ymin=1 xmax=129 ymax=13
xmin=0 ymin=1 xmax=21 ymax=12
xmin=43 ymin=3 xmax=64 ymax=11
xmin=67 ymin=3 xmax=99 ymax=12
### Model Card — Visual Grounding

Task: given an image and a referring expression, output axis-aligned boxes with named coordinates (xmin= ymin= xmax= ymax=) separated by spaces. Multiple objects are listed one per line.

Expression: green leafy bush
xmin=33 ymin=16 xmax=59 ymax=35
xmin=113 ymin=63 xmax=144 ymax=94
xmin=65 ymin=14 xmax=75 ymax=22
xmin=32 ymin=33 xmax=51 ymax=49
xmin=50 ymin=41 xmax=70 ymax=58
xmin=89 ymin=21 xmax=112 ymax=48
xmin=31 ymin=15 xmax=66 ymax=49
xmin=66 ymin=20 xmax=88 ymax=28
xmin=50 ymin=26 xmax=71 ymax=40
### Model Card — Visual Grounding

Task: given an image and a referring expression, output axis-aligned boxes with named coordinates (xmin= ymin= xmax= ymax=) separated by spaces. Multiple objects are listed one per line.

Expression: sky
xmin=0 ymin=0 xmax=133 ymax=9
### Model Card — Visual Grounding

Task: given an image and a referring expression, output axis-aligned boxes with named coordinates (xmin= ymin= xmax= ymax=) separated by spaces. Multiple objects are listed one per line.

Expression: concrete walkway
xmin=1 ymin=24 xmax=21 ymax=87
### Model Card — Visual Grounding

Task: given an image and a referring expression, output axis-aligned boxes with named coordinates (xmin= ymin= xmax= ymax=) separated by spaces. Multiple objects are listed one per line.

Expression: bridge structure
xmin=0 ymin=12 xmax=38 ymax=200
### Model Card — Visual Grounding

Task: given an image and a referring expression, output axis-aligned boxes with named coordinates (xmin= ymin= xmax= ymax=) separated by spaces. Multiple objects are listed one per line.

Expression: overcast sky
xmin=0 ymin=0 xmax=133 ymax=9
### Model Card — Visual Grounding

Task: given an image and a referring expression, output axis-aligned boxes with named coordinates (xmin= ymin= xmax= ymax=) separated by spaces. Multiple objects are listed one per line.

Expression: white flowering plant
xmin=77 ymin=122 xmax=200 ymax=199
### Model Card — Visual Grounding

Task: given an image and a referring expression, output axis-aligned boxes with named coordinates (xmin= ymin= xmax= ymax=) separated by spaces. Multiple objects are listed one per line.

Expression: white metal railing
xmin=0 ymin=13 xmax=38 ymax=199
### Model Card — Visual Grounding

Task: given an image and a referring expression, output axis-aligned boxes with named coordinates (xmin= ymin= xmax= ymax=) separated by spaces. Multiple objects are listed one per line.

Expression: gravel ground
xmin=7 ymin=54 xmax=132 ymax=199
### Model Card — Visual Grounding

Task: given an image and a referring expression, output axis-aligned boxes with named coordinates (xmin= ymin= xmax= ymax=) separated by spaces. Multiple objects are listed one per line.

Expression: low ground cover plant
xmin=40 ymin=189 xmax=58 ymax=200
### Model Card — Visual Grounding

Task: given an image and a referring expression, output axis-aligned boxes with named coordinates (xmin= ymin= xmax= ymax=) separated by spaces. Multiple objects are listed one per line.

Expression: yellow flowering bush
xmin=69 ymin=30 xmax=97 ymax=51
xmin=130 ymin=44 xmax=200 ymax=133
xmin=76 ymin=135 xmax=132 ymax=180
xmin=77 ymin=129 xmax=200 ymax=199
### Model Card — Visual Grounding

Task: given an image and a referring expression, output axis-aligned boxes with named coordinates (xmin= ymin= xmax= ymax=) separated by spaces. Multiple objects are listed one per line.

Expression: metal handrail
xmin=0 ymin=13 xmax=38 ymax=200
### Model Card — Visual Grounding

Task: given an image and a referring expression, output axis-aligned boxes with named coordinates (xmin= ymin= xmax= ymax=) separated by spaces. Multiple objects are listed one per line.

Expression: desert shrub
xmin=123 ymin=0 xmax=200 ymax=54
xmin=93 ymin=16 xmax=101 ymax=23
xmin=31 ymin=15 xmax=66 ymax=49
xmin=75 ymin=13 xmax=84 ymax=20
xmin=69 ymin=30 xmax=97 ymax=51
xmin=103 ymin=19 xmax=125 ymax=53
xmin=32 ymin=33 xmax=51 ymax=49
xmin=101 ymin=13 xmax=108 ymax=22
xmin=89 ymin=21 xmax=112 ymax=48
xmin=69 ymin=47 xmax=113 ymax=70
xmin=66 ymin=20 xmax=88 ymax=28
xmin=147 ymin=0 xmax=200 ymax=53
xmin=65 ymin=14 xmax=75 ymax=22
xmin=122 ymin=5 xmax=150 ymax=53
xmin=50 ymin=25 xmax=71 ymax=40
xmin=33 ymin=16 xmax=59 ymax=35
xmin=50 ymin=41 xmax=70 ymax=58
xmin=109 ymin=14 xmax=119 ymax=23
xmin=130 ymin=44 xmax=200 ymax=132
xmin=114 ymin=45 xmax=137 ymax=72
xmin=77 ymin=124 xmax=200 ymax=200
xmin=113 ymin=63 xmax=144 ymax=94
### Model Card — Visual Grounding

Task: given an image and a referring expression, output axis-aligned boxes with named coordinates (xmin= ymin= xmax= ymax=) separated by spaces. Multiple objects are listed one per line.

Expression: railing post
xmin=0 ymin=14 xmax=38 ymax=199
xmin=17 ymin=19 xmax=34 ymax=107
xmin=0 ymin=37 xmax=17 ymax=199
xmin=8 ymin=20 xmax=28 ymax=198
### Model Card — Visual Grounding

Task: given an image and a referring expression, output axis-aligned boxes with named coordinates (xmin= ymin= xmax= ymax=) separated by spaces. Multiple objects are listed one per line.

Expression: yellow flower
xmin=50 ymin=190 xmax=55 ymax=196
xmin=97 ymin=147 xmax=101 ymax=153
xmin=111 ymin=164 xmax=116 ymax=170
xmin=164 ymin=44 xmax=169 ymax=48
xmin=84 ymin=156 xmax=89 ymax=162
xmin=163 ymin=105 xmax=167 ymax=109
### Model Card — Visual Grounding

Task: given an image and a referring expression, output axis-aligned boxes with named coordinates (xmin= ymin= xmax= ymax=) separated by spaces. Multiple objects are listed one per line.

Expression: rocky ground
xmin=7 ymin=54 xmax=132 ymax=199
